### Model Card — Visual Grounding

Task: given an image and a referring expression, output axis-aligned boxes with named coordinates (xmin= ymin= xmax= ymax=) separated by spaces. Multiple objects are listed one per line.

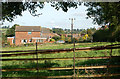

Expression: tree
xmin=87 ymin=29 xmax=92 ymax=37
xmin=65 ymin=37 xmax=69 ymax=43
xmin=52 ymin=28 xmax=65 ymax=34
xmin=50 ymin=38 xmax=55 ymax=42
xmin=52 ymin=36 xmax=60 ymax=41
xmin=93 ymin=29 xmax=110 ymax=42
xmin=2 ymin=33 xmax=7 ymax=45
xmin=2 ymin=26 xmax=9 ymax=29
xmin=82 ymin=34 xmax=89 ymax=41
xmin=81 ymin=29 xmax=86 ymax=34
xmin=84 ymin=2 xmax=120 ymax=25
xmin=6 ymin=24 xmax=19 ymax=37
xmin=2 ymin=2 xmax=80 ymax=22
xmin=84 ymin=2 xmax=120 ymax=41
xmin=60 ymin=35 xmax=65 ymax=41
xmin=2 ymin=2 xmax=44 ymax=22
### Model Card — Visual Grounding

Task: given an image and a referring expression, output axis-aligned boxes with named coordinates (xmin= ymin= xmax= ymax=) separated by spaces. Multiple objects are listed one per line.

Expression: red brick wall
xmin=15 ymin=31 xmax=41 ymax=45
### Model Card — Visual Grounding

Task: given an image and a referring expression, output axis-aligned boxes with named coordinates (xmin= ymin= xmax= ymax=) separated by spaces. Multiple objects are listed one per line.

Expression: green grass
xmin=2 ymin=42 xmax=117 ymax=51
xmin=1 ymin=42 xmax=120 ymax=78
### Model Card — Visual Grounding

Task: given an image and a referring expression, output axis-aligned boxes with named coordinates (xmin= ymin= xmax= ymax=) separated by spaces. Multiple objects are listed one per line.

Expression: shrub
xmin=68 ymin=38 xmax=72 ymax=43
xmin=50 ymin=39 xmax=55 ymax=42
xmin=24 ymin=43 xmax=34 ymax=46
xmin=52 ymin=36 xmax=60 ymax=41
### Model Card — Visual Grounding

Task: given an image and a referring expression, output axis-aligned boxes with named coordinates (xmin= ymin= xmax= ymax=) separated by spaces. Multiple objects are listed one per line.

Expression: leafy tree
xmin=50 ymin=38 xmax=55 ymax=42
xmin=79 ymin=37 xmax=83 ymax=42
xmin=68 ymin=38 xmax=72 ymax=43
xmin=60 ymin=35 xmax=65 ymax=41
xmin=2 ymin=2 xmax=80 ymax=22
xmin=2 ymin=2 xmax=44 ymax=22
xmin=93 ymin=29 xmax=110 ymax=42
xmin=52 ymin=28 xmax=65 ymax=34
xmin=52 ymin=36 xmax=60 ymax=41
xmin=2 ymin=33 xmax=7 ymax=45
xmin=67 ymin=35 xmax=72 ymax=37
xmin=81 ymin=29 xmax=86 ymax=34
xmin=84 ymin=2 xmax=120 ymax=25
xmin=87 ymin=29 xmax=92 ymax=37
xmin=65 ymin=37 xmax=69 ymax=43
xmin=2 ymin=26 xmax=9 ymax=29
xmin=93 ymin=26 xmax=120 ymax=42
xmin=84 ymin=2 xmax=120 ymax=41
xmin=6 ymin=24 xmax=19 ymax=37
xmin=82 ymin=34 xmax=89 ymax=41
xmin=73 ymin=38 xmax=79 ymax=43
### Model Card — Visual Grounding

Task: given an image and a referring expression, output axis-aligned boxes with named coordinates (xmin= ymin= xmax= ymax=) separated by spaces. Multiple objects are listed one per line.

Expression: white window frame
xmin=28 ymin=32 xmax=32 ymax=35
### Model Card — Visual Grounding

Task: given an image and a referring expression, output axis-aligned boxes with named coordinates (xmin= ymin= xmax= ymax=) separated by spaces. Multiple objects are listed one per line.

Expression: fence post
xmin=73 ymin=36 xmax=76 ymax=79
xmin=110 ymin=48 xmax=112 ymax=57
xmin=107 ymin=44 xmax=113 ymax=78
xmin=36 ymin=42 xmax=39 ymax=79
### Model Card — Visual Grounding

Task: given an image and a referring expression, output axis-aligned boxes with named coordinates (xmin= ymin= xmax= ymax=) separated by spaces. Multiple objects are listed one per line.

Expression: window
xmin=36 ymin=39 xmax=38 ymax=42
xmin=28 ymin=32 xmax=32 ymax=34
xmin=39 ymin=39 xmax=43 ymax=42
xmin=36 ymin=39 xmax=43 ymax=42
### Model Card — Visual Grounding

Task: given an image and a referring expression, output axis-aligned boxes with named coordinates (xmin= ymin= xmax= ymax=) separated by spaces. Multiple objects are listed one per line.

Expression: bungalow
xmin=7 ymin=26 xmax=58 ymax=45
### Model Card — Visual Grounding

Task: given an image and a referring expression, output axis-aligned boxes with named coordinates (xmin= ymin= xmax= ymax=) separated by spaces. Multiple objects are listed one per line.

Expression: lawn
xmin=1 ymin=42 xmax=120 ymax=78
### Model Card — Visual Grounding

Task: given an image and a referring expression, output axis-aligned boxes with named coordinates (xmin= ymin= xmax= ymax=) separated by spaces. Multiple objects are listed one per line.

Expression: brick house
xmin=7 ymin=26 xmax=58 ymax=45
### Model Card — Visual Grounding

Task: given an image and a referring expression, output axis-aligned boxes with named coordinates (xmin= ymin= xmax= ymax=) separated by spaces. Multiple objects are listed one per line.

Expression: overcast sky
xmin=2 ymin=3 xmax=101 ymax=29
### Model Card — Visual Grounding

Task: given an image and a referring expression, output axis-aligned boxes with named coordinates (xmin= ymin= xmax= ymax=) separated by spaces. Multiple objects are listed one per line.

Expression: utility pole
xmin=69 ymin=18 xmax=75 ymax=43
xmin=69 ymin=18 xmax=76 ymax=78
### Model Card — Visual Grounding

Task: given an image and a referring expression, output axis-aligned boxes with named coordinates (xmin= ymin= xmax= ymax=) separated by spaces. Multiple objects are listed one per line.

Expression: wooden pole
xmin=36 ymin=42 xmax=39 ymax=79
xmin=69 ymin=18 xmax=76 ymax=78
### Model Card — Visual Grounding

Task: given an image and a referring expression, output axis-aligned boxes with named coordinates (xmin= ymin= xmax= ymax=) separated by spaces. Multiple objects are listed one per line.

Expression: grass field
xmin=1 ymin=42 xmax=120 ymax=78
xmin=2 ymin=42 xmax=118 ymax=51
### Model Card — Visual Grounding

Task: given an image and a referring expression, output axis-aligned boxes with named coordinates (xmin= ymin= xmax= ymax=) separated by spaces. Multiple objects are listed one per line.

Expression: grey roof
xmin=15 ymin=26 xmax=41 ymax=32
xmin=41 ymin=27 xmax=50 ymax=33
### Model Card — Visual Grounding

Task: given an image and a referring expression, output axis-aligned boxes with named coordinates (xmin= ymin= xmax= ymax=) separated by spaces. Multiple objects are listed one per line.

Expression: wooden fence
xmin=1 ymin=43 xmax=120 ymax=79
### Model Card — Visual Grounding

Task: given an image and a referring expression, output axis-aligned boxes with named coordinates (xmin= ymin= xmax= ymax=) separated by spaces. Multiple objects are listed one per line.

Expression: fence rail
xmin=1 ymin=43 xmax=120 ymax=78
xmin=1 ymin=56 xmax=120 ymax=61
xmin=2 ymin=65 xmax=120 ymax=72
xmin=1 ymin=45 xmax=120 ymax=57
xmin=1 ymin=74 xmax=120 ymax=79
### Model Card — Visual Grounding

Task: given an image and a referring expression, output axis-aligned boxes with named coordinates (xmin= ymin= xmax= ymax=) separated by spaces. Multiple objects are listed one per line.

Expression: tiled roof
xmin=41 ymin=27 xmax=50 ymax=33
xmin=15 ymin=26 xmax=41 ymax=32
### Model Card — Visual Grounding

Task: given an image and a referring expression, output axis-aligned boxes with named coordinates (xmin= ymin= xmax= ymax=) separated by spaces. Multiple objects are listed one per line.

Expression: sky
xmin=2 ymin=3 xmax=101 ymax=29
